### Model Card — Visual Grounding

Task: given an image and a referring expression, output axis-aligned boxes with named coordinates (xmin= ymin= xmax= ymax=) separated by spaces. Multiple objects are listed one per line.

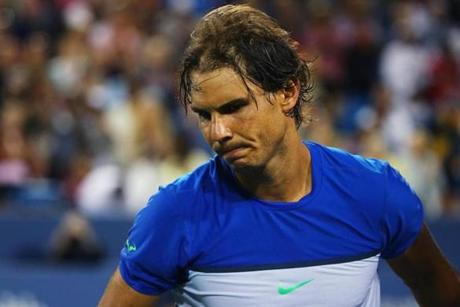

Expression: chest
xmin=189 ymin=194 xmax=383 ymax=272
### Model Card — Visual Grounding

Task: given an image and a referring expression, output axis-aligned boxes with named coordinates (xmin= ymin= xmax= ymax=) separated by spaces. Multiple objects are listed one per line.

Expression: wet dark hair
xmin=178 ymin=4 xmax=313 ymax=128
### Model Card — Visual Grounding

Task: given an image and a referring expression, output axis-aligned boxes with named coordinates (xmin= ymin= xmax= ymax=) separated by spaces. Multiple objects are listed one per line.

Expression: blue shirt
xmin=119 ymin=141 xmax=424 ymax=306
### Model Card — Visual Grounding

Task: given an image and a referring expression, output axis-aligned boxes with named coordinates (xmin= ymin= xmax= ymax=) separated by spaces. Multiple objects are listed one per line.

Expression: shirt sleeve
xmin=381 ymin=165 xmax=424 ymax=259
xmin=118 ymin=187 xmax=190 ymax=295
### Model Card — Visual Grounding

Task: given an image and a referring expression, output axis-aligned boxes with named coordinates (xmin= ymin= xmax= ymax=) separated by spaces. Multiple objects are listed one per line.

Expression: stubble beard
xmin=232 ymin=137 xmax=288 ymax=181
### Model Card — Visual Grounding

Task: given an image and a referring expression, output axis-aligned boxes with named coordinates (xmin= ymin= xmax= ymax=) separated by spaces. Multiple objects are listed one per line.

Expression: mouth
xmin=220 ymin=146 xmax=247 ymax=161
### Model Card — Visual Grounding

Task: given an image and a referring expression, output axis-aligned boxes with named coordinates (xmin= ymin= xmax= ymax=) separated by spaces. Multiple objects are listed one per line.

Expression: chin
xmin=226 ymin=157 xmax=263 ymax=172
xmin=226 ymin=159 xmax=248 ymax=169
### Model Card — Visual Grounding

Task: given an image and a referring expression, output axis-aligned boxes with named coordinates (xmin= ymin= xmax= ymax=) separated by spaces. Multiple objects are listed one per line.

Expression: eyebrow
xmin=191 ymin=97 xmax=249 ymax=113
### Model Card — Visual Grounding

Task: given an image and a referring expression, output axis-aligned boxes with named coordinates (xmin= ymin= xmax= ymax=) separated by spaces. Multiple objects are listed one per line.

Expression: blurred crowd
xmin=0 ymin=0 xmax=459 ymax=219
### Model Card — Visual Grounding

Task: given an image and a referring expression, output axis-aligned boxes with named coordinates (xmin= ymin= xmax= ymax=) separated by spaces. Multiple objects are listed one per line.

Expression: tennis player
xmin=99 ymin=4 xmax=459 ymax=306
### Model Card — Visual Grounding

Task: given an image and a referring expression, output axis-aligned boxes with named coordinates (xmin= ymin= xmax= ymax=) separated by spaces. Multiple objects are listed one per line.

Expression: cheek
xmin=254 ymin=108 xmax=284 ymax=134
xmin=258 ymin=117 xmax=287 ymax=150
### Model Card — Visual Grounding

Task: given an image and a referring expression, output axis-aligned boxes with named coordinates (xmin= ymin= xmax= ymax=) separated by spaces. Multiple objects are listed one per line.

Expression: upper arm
xmin=388 ymin=223 xmax=460 ymax=306
xmin=99 ymin=267 xmax=160 ymax=307
xmin=117 ymin=188 xmax=190 ymax=295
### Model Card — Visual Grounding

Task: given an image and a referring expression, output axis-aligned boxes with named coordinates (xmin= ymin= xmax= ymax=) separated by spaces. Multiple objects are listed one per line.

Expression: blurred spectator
xmin=103 ymin=77 xmax=173 ymax=166
xmin=398 ymin=130 xmax=445 ymax=219
xmin=434 ymin=104 xmax=460 ymax=215
xmin=48 ymin=210 xmax=104 ymax=262
xmin=379 ymin=1 xmax=431 ymax=153
xmin=48 ymin=31 xmax=89 ymax=98
xmin=76 ymin=162 xmax=123 ymax=217
xmin=424 ymin=40 xmax=460 ymax=106
xmin=339 ymin=0 xmax=382 ymax=134
xmin=0 ymin=101 xmax=29 ymax=186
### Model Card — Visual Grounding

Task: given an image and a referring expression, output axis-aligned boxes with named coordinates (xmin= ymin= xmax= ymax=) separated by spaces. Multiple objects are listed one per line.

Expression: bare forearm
xmin=408 ymin=270 xmax=460 ymax=307
xmin=389 ymin=225 xmax=460 ymax=307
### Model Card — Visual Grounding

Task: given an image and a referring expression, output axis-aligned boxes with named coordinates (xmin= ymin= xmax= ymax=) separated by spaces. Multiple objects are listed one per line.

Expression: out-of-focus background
xmin=0 ymin=0 xmax=458 ymax=306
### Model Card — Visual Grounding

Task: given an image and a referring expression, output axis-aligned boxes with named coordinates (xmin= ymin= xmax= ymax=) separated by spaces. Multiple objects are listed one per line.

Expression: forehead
xmin=190 ymin=68 xmax=260 ymax=107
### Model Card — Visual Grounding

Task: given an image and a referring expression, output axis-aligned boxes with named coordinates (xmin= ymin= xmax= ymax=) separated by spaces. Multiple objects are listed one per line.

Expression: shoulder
xmin=307 ymin=141 xmax=413 ymax=215
xmin=308 ymin=141 xmax=422 ymax=199
xmin=310 ymin=141 xmax=388 ymax=174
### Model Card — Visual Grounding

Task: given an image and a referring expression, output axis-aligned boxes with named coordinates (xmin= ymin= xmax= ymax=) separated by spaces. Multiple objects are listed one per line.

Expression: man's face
xmin=190 ymin=67 xmax=292 ymax=170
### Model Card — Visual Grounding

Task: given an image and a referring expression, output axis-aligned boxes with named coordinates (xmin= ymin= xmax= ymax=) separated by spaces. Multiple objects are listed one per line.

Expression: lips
xmin=220 ymin=146 xmax=246 ymax=160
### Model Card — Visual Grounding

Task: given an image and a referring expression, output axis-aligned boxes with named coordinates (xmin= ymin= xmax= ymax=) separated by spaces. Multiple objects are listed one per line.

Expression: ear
xmin=279 ymin=79 xmax=300 ymax=113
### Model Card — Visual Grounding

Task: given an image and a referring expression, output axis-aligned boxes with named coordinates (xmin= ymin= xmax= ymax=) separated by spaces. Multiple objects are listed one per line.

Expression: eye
xmin=221 ymin=104 xmax=240 ymax=114
xmin=196 ymin=110 xmax=211 ymax=122
xmin=220 ymin=100 xmax=247 ymax=114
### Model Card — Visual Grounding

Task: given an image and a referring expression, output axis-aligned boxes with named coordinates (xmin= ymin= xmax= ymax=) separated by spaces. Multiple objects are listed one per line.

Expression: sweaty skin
xmin=190 ymin=68 xmax=312 ymax=202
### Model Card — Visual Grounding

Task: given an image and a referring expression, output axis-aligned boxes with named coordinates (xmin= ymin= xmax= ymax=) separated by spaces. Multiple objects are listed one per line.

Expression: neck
xmin=234 ymin=139 xmax=312 ymax=202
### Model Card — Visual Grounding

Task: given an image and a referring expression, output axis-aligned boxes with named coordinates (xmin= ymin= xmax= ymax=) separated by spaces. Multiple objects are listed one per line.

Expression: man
xmin=99 ymin=5 xmax=459 ymax=306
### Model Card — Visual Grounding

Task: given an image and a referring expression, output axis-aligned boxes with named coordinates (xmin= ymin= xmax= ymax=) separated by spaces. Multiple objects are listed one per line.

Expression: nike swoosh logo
xmin=125 ymin=239 xmax=136 ymax=252
xmin=278 ymin=279 xmax=313 ymax=295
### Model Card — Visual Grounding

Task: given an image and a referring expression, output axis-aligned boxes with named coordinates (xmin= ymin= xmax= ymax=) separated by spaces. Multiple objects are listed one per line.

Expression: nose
xmin=209 ymin=115 xmax=232 ymax=147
